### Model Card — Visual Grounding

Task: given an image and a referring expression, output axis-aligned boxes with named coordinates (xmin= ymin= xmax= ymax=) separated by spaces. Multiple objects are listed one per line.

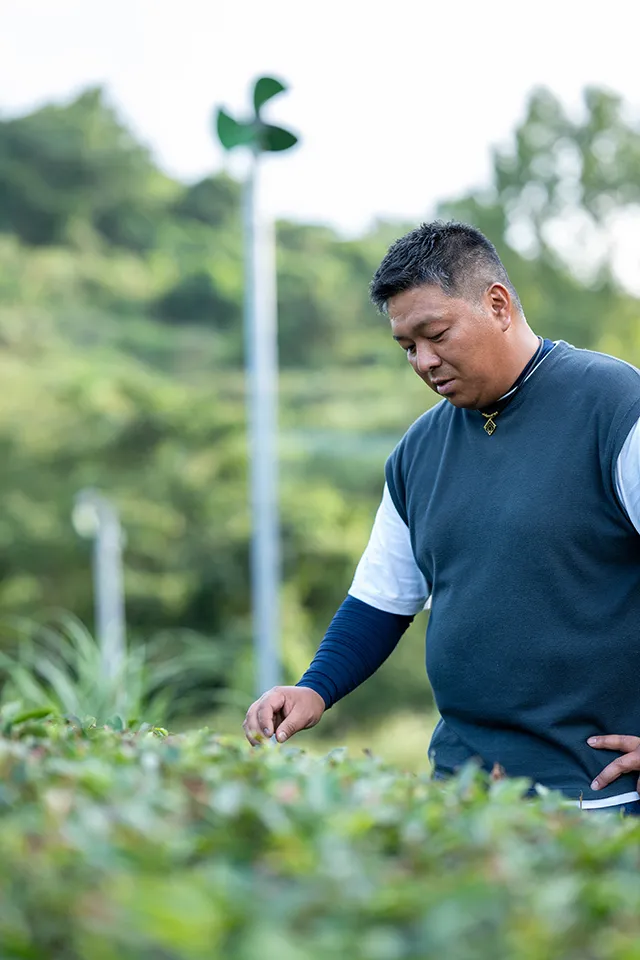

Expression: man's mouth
xmin=431 ymin=378 xmax=455 ymax=396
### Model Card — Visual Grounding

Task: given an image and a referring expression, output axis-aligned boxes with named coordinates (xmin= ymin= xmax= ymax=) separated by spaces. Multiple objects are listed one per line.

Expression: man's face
xmin=388 ymin=283 xmax=512 ymax=409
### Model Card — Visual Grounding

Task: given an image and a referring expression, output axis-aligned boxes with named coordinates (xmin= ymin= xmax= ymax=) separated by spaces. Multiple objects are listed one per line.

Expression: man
xmin=243 ymin=221 xmax=640 ymax=812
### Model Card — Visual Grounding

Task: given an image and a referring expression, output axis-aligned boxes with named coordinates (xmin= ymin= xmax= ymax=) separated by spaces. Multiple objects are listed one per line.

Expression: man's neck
xmin=485 ymin=328 xmax=541 ymax=406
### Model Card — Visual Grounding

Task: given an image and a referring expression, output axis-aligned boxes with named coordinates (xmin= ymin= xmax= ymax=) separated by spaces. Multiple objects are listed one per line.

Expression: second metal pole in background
xmin=72 ymin=489 xmax=126 ymax=683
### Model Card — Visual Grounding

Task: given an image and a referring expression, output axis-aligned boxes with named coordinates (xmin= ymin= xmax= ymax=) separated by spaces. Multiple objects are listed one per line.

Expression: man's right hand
xmin=242 ymin=685 xmax=326 ymax=746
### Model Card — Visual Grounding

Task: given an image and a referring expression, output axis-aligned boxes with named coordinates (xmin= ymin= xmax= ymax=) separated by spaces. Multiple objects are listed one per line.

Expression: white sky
xmin=1 ymin=0 xmax=640 ymax=244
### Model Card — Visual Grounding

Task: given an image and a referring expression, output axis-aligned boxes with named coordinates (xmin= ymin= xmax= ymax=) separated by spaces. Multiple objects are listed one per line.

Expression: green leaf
xmin=258 ymin=124 xmax=298 ymax=153
xmin=11 ymin=706 xmax=54 ymax=724
xmin=253 ymin=76 xmax=286 ymax=115
xmin=215 ymin=109 xmax=255 ymax=151
xmin=106 ymin=714 xmax=125 ymax=732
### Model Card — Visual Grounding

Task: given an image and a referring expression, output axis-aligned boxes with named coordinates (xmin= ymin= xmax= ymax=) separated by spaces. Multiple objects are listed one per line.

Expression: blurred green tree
xmin=0 ymin=87 xmax=174 ymax=249
xmin=173 ymin=173 xmax=241 ymax=228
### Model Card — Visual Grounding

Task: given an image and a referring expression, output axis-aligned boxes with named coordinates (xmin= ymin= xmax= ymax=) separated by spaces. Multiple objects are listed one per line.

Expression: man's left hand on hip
xmin=587 ymin=735 xmax=640 ymax=791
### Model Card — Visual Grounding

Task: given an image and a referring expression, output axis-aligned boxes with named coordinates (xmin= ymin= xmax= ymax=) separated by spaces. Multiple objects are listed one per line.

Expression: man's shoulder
xmin=550 ymin=343 xmax=640 ymax=456
xmin=559 ymin=342 xmax=640 ymax=393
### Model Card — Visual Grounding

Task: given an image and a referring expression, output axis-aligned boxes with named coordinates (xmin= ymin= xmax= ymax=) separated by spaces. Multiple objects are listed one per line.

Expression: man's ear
xmin=487 ymin=283 xmax=512 ymax=330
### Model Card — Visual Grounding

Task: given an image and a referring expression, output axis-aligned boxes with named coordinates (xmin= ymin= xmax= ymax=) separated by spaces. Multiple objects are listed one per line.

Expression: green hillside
xmin=1 ymin=83 xmax=639 ymax=740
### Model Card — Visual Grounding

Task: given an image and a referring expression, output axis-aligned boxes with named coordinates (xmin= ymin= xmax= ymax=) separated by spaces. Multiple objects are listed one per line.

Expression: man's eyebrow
xmin=392 ymin=318 xmax=444 ymax=341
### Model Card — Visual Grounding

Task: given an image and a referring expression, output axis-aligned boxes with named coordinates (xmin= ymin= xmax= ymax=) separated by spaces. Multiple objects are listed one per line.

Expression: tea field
xmin=1 ymin=708 xmax=639 ymax=960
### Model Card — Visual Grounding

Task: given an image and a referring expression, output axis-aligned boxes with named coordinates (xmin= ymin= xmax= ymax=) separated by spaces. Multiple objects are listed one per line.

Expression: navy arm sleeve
xmin=295 ymin=594 xmax=414 ymax=709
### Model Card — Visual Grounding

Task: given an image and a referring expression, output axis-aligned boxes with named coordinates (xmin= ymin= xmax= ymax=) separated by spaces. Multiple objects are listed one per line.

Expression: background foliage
xmin=1 ymin=85 xmax=639 ymax=748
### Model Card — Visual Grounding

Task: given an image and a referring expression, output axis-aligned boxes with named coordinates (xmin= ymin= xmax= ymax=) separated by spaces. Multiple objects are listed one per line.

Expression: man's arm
xmin=615 ymin=414 xmax=640 ymax=532
xmin=587 ymin=414 xmax=640 ymax=788
xmin=243 ymin=484 xmax=430 ymax=744
xmin=294 ymin=595 xmax=415 ymax=708
xmin=348 ymin=483 xmax=431 ymax=614
xmin=296 ymin=483 xmax=430 ymax=707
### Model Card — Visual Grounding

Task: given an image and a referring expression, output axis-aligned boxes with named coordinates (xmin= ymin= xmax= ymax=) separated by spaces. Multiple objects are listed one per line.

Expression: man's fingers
xmin=274 ymin=709 xmax=302 ymax=743
xmin=243 ymin=686 xmax=325 ymax=746
xmin=587 ymin=734 xmax=640 ymax=753
xmin=241 ymin=718 xmax=262 ymax=746
xmin=274 ymin=701 xmax=316 ymax=743
xmin=264 ymin=696 xmax=314 ymax=741
xmin=242 ymin=688 xmax=286 ymax=744
xmin=256 ymin=690 xmax=286 ymax=737
xmin=591 ymin=749 xmax=640 ymax=790
xmin=587 ymin=735 xmax=640 ymax=790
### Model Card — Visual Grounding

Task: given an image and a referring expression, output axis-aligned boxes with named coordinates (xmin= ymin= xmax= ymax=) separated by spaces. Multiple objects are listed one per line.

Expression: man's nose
xmin=414 ymin=342 xmax=441 ymax=374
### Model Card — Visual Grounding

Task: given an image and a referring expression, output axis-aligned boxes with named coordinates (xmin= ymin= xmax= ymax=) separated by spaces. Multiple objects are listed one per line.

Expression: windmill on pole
xmin=214 ymin=78 xmax=298 ymax=699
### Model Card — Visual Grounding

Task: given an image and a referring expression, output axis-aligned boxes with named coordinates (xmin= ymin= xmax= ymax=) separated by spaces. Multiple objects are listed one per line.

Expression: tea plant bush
xmin=0 ymin=708 xmax=639 ymax=960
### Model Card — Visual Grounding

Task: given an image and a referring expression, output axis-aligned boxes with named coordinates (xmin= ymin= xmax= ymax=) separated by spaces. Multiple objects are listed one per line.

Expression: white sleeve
xmin=616 ymin=414 xmax=640 ymax=534
xmin=348 ymin=482 xmax=431 ymax=616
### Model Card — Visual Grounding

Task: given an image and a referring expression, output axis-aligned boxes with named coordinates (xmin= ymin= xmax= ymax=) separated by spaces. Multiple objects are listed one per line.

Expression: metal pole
xmin=92 ymin=498 xmax=126 ymax=683
xmin=243 ymin=150 xmax=281 ymax=698
xmin=73 ymin=489 xmax=126 ymax=683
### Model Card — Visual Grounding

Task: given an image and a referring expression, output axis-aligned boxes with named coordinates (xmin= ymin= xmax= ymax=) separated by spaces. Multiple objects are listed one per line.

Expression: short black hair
xmin=369 ymin=220 xmax=522 ymax=315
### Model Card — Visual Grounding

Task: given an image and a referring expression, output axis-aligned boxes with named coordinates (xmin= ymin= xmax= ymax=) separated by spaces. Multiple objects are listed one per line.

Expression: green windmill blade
xmin=259 ymin=124 xmax=298 ymax=152
xmin=253 ymin=76 xmax=286 ymax=115
xmin=215 ymin=76 xmax=298 ymax=155
xmin=216 ymin=108 xmax=255 ymax=151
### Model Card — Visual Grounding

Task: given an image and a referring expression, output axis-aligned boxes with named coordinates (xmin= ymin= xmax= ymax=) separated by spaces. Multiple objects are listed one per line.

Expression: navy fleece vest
xmin=386 ymin=342 xmax=640 ymax=801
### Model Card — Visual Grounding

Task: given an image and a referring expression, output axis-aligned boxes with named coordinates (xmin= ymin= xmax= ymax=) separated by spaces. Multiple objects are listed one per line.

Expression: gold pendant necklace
xmin=481 ymin=410 xmax=499 ymax=435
